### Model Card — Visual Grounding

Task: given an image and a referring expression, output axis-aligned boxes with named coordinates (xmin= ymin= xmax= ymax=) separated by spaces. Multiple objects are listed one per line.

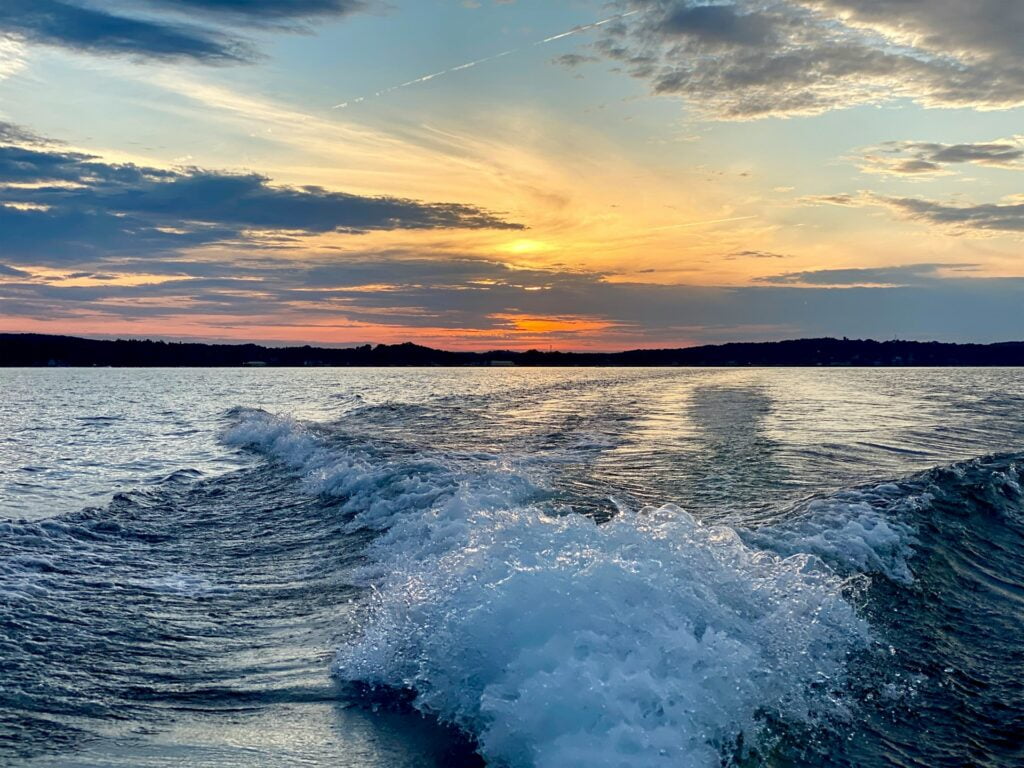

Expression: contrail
xmin=535 ymin=11 xmax=633 ymax=44
xmin=331 ymin=10 xmax=638 ymax=110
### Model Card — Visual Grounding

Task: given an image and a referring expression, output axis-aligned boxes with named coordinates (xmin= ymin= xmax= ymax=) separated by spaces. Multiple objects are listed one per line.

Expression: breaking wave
xmin=224 ymin=409 xmax=916 ymax=767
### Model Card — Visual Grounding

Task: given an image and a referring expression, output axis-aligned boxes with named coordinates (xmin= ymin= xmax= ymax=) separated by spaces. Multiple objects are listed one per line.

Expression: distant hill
xmin=3 ymin=333 xmax=1024 ymax=367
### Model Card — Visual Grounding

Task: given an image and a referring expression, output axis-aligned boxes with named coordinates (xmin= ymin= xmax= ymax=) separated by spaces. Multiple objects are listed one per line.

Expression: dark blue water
xmin=1 ymin=368 xmax=1022 ymax=766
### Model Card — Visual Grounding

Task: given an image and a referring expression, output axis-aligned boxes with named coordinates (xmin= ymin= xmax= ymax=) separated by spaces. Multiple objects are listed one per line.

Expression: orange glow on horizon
xmin=5 ymin=60 xmax=1021 ymax=348
xmin=0 ymin=313 xmax=701 ymax=352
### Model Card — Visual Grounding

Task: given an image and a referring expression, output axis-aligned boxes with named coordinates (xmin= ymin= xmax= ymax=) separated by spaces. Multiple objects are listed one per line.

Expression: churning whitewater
xmin=1 ymin=368 xmax=1022 ymax=767
xmin=225 ymin=408 xmax=871 ymax=767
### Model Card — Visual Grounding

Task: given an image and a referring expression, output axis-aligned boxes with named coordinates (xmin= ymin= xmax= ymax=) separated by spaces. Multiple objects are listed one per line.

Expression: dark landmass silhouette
xmin=4 ymin=333 xmax=1024 ymax=367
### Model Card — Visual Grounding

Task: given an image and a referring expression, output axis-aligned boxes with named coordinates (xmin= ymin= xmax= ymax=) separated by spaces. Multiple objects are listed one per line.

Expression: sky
xmin=0 ymin=0 xmax=1022 ymax=350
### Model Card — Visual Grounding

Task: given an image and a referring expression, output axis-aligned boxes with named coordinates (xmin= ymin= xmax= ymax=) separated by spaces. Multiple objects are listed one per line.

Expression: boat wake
xmin=2 ymin=404 xmax=1020 ymax=767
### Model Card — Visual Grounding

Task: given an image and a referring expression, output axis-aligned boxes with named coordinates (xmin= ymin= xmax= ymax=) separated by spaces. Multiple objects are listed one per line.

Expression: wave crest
xmin=222 ymin=408 xmax=891 ymax=766
xmin=336 ymin=501 xmax=868 ymax=767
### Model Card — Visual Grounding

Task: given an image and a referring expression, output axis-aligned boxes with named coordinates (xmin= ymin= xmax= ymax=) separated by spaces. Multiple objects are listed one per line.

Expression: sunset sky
xmin=1 ymin=0 xmax=1023 ymax=350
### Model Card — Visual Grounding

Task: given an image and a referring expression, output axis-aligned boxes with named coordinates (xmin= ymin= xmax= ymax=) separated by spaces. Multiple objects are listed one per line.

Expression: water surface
xmin=2 ymin=368 xmax=1022 ymax=766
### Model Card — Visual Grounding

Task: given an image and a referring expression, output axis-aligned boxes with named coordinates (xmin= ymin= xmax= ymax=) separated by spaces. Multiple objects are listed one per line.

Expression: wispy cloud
xmin=878 ymin=196 xmax=1024 ymax=234
xmin=0 ymin=262 xmax=29 ymax=277
xmin=756 ymin=263 xmax=979 ymax=286
xmin=859 ymin=138 xmax=1024 ymax=176
xmin=726 ymin=250 xmax=788 ymax=260
xmin=0 ymin=120 xmax=42 ymax=145
xmin=804 ymin=191 xmax=1024 ymax=235
xmin=551 ymin=52 xmax=598 ymax=68
xmin=0 ymin=35 xmax=27 ymax=80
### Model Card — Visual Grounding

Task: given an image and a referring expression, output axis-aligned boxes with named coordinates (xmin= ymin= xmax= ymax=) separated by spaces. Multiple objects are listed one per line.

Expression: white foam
xmin=337 ymin=502 xmax=868 ymax=767
xmin=743 ymin=486 xmax=921 ymax=585
xmin=222 ymin=409 xmax=537 ymax=531
xmin=224 ymin=410 xmax=872 ymax=766
xmin=222 ymin=409 xmax=322 ymax=468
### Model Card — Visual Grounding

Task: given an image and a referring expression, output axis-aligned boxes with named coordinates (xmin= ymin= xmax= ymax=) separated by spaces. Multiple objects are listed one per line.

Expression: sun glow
xmin=497 ymin=239 xmax=555 ymax=255
xmin=493 ymin=313 xmax=615 ymax=334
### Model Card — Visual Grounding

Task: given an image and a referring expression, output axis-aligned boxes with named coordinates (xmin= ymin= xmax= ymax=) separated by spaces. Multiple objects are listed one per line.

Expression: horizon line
xmin=5 ymin=331 xmax=1024 ymax=358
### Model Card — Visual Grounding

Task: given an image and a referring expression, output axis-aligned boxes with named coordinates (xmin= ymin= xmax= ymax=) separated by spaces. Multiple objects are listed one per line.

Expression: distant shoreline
xmin=4 ymin=333 xmax=1024 ymax=368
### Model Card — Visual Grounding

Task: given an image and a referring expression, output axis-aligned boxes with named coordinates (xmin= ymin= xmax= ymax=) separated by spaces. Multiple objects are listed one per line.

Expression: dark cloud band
xmin=0 ymin=127 xmax=522 ymax=265
xmin=0 ymin=0 xmax=250 ymax=63
xmin=143 ymin=0 xmax=367 ymax=20
xmin=4 ymin=255 xmax=1024 ymax=345
xmin=0 ymin=0 xmax=367 ymax=64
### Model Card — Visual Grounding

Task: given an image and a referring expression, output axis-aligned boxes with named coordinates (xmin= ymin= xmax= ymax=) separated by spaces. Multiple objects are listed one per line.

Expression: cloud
xmin=0 ymin=144 xmax=149 ymax=184
xmin=0 ymin=127 xmax=522 ymax=265
xmin=804 ymin=194 xmax=859 ymax=206
xmin=757 ymin=263 xmax=978 ymax=286
xmin=0 ymin=0 xmax=368 ymax=64
xmin=0 ymin=121 xmax=44 ymax=145
xmin=141 ymin=0 xmax=367 ymax=21
xmin=0 ymin=263 xmax=29 ymax=277
xmin=594 ymin=0 xmax=1024 ymax=118
xmin=659 ymin=3 xmax=774 ymax=47
xmin=859 ymin=138 xmax=1024 ymax=176
xmin=5 ymin=255 xmax=1024 ymax=347
xmin=805 ymin=190 xmax=1024 ymax=235
xmin=0 ymin=0 xmax=250 ymax=63
xmin=0 ymin=36 xmax=27 ymax=80
xmin=726 ymin=249 xmax=788 ymax=260
xmin=552 ymin=53 xmax=598 ymax=68
xmin=802 ymin=0 xmax=1024 ymax=62
xmin=878 ymin=196 xmax=1024 ymax=234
